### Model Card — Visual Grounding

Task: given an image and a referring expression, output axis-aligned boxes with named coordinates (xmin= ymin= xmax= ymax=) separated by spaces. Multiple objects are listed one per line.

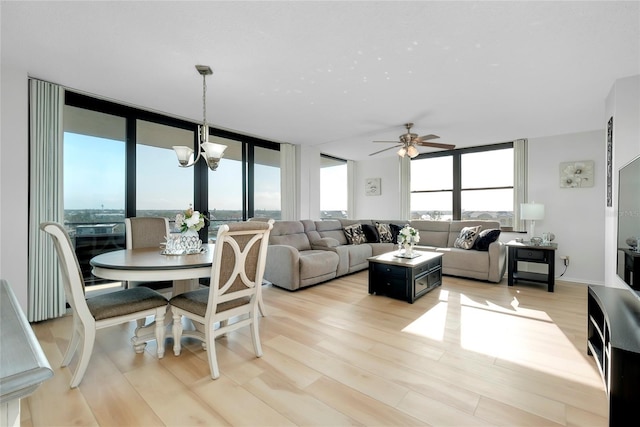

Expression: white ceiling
xmin=2 ymin=1 xmax=639 ymax=160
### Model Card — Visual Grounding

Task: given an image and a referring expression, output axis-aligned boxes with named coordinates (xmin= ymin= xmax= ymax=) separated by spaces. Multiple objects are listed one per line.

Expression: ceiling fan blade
xmin=416 ymin=134 xmax=440 ymax=141
xmin=369 ymin=145 xmax=401 ymax=156
xmin=372 ymin=140 xmax=401 ymax=143
xmin=415 ymin=141 xmax=456 ymax=150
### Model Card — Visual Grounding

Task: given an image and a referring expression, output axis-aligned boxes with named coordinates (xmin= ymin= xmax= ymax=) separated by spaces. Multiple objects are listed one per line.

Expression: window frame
xmin=64 ymin=91 xmax=280 ymax=232
xmin=411 ymin=142 xmax=514 ymax=230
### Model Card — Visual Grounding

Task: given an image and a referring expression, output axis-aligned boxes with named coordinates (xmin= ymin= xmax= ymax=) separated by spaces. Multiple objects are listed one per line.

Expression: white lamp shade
xmin=201 ymin=142 xmax=227 ymax=159
xmin=397 ymin=147 xmax=407 ymax=157
xmin=407 ymin=145 xmax=419 ymax=158
xmin=521 ymin=203 xmax=545 ymax=220
xmin=172 ymin=146 xmax=194 ymax=166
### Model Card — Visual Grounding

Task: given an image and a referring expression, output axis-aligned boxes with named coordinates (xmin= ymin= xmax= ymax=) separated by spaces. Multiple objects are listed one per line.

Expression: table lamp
xmin=521 ymin=202 xmax=545 ymax=239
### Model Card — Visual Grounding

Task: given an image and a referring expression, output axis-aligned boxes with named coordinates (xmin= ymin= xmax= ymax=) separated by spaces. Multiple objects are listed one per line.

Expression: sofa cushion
xmin=375 ymin=222 xmax=394 ymax=242
xmin=454 ymin=226 xmax=481 ymax=249
xmin=410 ymin=220 xmax=451 ymax=247
xmin=362 ymin=224 xmax=380 ymax=243
xmin=313 ymin=220 xmax=349 ymax=245
xmin=474 ymin=228 xmax=501 ymax=251
xmin=344 ymin=224 xmax=367 ymax=245
xmin=270 ymin=220 xmax=312 ymax=251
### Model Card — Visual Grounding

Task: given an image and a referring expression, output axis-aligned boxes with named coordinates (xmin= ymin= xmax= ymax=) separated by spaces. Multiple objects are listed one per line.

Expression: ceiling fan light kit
xmin=370 ymin=122 xmax=455 ymax=158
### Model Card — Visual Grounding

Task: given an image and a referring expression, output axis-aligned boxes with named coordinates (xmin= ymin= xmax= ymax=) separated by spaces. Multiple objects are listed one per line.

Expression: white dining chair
xmin=40 ymin=221 xmax=168 ymax=388
xmin=169 ymin=219 xmax=273 ymax=379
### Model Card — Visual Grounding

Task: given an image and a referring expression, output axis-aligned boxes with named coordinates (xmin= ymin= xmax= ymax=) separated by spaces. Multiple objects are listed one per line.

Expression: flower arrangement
xmin=398 ymin=225 xmax=420 ymax=245
xmin=175 ymin=204 xmax=205 ymax=233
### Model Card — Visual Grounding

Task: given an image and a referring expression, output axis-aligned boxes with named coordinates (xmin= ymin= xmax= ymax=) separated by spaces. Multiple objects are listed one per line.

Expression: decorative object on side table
xmin=530 ymin=237 xmax=543 ymax=246
xmin=396 ymin=225 xmax=420 ymax=258
xmin=164 ymin=205 xmax=207 ymax=255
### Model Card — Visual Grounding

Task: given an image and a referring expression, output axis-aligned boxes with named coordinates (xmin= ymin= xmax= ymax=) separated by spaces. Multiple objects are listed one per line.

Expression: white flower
xmin=175 ymin=204 xmax=205 ymax=232
xmin=398 ymin=225 xmax=420 ymax=244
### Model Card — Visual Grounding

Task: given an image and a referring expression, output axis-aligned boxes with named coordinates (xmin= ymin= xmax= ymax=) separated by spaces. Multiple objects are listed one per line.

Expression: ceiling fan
xmin=369 ymin=122 xmax=455 ymax=158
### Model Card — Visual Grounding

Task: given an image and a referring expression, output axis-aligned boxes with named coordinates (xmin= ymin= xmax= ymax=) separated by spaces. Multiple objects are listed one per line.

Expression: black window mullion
xmin=246 ymin=143 xmax=253 ymax=220
xmin=125 ymin=118 xmax=136 ymax=218
xmin=452 ymin=154 xmax=461 ymax=220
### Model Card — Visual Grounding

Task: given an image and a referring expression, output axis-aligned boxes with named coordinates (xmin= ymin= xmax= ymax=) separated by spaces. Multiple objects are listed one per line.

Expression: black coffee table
xmin=368 ymin=251 xmax=443 ymax=303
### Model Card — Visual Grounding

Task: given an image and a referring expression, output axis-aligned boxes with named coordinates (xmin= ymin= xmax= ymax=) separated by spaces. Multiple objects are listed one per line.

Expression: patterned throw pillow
xmin=344 ymin=224 xmax=367 ymax=245
xmin=375 ymin=222 xmax=393 ymax=243
xmin=474 ymin=229 xmax=501 ymax=251
xmin=454 ymin=226 xmax=481 ymax=250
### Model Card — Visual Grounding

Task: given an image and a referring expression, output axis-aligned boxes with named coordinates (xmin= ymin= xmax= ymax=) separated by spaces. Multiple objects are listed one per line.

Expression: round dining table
xmin=90 ymin=244 xmax=215 ymax=351
xmin=90 ymin=244 xmax=215 ymax=293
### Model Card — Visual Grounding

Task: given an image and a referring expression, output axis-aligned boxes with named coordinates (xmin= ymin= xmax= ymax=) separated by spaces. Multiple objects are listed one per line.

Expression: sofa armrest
xmin=311 ymin=237 xmax=341 ymax=249
xmin=487 ymin=241 xmax=507 ymax=283
xmin=264 ymin=245 xmax=301 ymax=290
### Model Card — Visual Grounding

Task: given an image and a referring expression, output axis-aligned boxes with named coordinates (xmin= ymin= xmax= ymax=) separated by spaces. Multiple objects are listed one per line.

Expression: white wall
xmin=605 ymin=75 xmax=640 ymax=288
xmin=353 ymin=156 xmax=403 ymax=220
xmin=527 ymin=130 xmax=606 ymax=284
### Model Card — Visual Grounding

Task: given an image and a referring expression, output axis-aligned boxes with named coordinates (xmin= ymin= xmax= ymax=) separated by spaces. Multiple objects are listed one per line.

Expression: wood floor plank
xmin=23 ymin=272 xmax=609 ymax=426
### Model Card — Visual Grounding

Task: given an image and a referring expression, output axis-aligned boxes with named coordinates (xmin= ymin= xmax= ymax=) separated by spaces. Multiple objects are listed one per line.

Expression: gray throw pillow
xmin=344 ymin=224 xmax=367 ymax=245
xmin=454 ymin=226 xmax=481 ymax=250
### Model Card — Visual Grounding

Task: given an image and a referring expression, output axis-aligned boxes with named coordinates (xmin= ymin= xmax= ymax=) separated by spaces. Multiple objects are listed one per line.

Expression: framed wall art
xmin=606 ymin=116 xmax=613 ymax=206
xmin=560 ymin=160 xmax=594 ymax=188
xmin=365 ymin=178 xmax=381 ymax=196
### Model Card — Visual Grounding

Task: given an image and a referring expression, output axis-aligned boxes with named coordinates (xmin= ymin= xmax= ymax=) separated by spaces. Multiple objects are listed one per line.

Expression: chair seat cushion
xmin=170 ymin=288 xmax=250 ymax=317
xmin=87 ymin=287 xmax=168 ymax=321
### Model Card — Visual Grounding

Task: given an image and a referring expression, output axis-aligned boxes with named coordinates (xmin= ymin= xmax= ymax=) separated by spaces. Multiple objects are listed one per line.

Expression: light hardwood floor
xmin=22 ymin=272 xmax=608 ymax=426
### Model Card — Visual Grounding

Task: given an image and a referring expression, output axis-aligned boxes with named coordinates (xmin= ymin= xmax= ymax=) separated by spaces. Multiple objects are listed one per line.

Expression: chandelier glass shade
xmin=172 ymin=65 xmax=227 ymax=171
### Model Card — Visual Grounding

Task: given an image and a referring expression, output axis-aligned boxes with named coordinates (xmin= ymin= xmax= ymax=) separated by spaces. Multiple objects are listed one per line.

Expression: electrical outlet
xmin=560 ymin=255 xmax=570 ymax=266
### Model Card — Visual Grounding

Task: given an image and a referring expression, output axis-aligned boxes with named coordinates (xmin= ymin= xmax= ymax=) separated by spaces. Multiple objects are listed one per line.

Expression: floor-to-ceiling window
xmin=410 ymin=142 xmax=514 ymax=228
xmin=136 ymin=119 xmax=195 ymax=221
xmin=253 ymin=145 xmax=281 ymax=219
xmin=63 ymin=105 xmax=127 ymax=284
xmin=320 ymin=154 xmax=348 ymax=219
xmin=63 ymin=91 xmax=280 ymax=284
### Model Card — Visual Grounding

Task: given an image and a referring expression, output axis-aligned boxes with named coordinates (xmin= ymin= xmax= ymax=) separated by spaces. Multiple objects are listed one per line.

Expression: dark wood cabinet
xmin=368 ymin=252 xmax=442 ymax=303
xmin=622 ymin=249 xmax=640 ymax=290
xmin=587 ymin=285 xmax=640 ymax=426
xmin=506 ymin=241 xmax=557 ymax=292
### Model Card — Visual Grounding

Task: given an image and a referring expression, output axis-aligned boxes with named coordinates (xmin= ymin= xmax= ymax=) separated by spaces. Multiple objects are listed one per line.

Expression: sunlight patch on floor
xmin=401 ymin=291 xmax=600 ymax=386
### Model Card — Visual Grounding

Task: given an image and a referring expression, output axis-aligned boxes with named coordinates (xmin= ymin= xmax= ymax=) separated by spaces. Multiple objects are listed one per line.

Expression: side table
xmin=506 ymin=240 xmax=558 ymax=292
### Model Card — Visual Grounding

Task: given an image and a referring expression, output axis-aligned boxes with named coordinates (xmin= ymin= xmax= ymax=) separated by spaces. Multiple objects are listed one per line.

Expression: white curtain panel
xmin=347 ymin=160 xmax=355 ymax=218
xmin=513 ymin=138 xmax=528 ymax=232
xmin=28 ymin=79 xmax=66 ymax=321
xmin=399 ymin=156 xmax=411 ymax=220
xmin=280 ymin=143 xmax=298 ymax=220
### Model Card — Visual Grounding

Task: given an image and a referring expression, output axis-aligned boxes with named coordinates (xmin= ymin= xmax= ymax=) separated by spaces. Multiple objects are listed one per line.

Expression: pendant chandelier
xmin=172 ymin=65 xmax=227 ymax=171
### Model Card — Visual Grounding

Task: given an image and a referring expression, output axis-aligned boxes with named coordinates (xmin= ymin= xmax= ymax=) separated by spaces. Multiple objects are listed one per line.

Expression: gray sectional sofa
xmin=262 ymin=218 xmax=506 ymax=291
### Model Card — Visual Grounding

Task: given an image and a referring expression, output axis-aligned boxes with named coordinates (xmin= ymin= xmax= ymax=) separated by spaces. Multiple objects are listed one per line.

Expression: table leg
xmin=131 ymin=278 xmax=201 ymax=350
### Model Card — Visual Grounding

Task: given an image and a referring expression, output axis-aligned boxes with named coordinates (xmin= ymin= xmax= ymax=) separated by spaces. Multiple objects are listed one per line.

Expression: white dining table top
xmin=90 ymin=244 xmax=215 ymax=282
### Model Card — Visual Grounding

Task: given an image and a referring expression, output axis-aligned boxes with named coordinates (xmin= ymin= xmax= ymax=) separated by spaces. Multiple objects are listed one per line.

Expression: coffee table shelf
xmin=368 ymin=251 xmax=443 ymax=303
